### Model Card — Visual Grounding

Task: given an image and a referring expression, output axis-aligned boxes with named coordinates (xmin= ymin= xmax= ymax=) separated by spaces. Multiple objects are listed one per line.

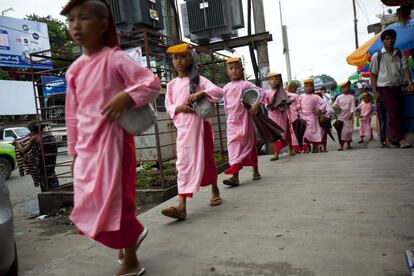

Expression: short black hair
xmin=320 ymin=87 xmax=326 ymax=91
xmin=381 ymin=29 xmax=397 ymax=41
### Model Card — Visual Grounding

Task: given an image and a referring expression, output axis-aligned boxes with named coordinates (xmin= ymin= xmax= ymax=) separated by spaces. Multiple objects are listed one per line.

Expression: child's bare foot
xmin=223 ymin=177 xmax=239 ymax=187
xmin=210 ymin=184 xmax=222 ymax=206
xmin=270 ymin=153 xmax=279 ymax=161
xmin=358 ymin=139 xmax=364 ymax=144
xmin=118 ymin=228 xmax=148 ymax=265
xmin=161 ymin=206 xmax=187 ymax=220
xmin=116 ymin=261 xmax=145 ymax=276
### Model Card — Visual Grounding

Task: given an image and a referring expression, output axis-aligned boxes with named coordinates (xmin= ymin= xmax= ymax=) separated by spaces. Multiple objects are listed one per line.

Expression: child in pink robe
xmin=62 ymin=1 xmax=160 ymax=275
xmin=298 ymin=79 xmax=326 ymax=153
xmin=222 ymin=57 xmax=263 ymax=186
xmin=162 ymin=44 xmax=223 ymax=220
xmin=286 ymin=82 xmax=308 ymax=153
xmin=357 ymin=93 xmax=373 ymax=143
xmin=264 ymin=72 xmax=293 ymax=160
xmin=333 ymin=81 xmax=355 ymax=150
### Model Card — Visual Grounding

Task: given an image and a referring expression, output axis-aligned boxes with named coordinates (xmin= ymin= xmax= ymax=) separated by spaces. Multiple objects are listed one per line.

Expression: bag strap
xmin=376 ymin=50 xmax=382 ymax=75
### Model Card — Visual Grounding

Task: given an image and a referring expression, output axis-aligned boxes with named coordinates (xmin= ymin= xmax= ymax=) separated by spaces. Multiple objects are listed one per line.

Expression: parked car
xmin=0 ymin=173 xmax=18 ymax=276
xmin=0 ymin=127 xmax=30 ymax=144
xmin=0 ymin=142 xmax=17 ymax=179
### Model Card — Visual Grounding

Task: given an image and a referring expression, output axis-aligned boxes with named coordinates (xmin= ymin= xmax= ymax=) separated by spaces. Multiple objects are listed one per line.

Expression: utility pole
xmin=279 ymin=1 xmax=292 ymax=82
xmin=352 ymin=0 xmax=359 ymax=49
xmin=252 ymin=0 xmax=270 ymax=84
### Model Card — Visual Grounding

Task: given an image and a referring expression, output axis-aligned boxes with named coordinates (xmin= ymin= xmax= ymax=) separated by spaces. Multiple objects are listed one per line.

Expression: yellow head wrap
xmin=267 ymin=72 xmax=281 ymax=79
xmin=226 ymin=57 xmax=241 ymax=64
xmin=167 ymin=43 xmax=190 ymax=55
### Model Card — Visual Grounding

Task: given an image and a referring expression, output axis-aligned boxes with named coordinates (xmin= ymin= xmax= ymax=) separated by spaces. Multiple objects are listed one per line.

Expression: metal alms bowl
xmin=241 ymin=88 xmax=260 ymax=105
xmin=191 ymin=97 xmax=216 ymax=118
xmin=118 ymin=104 xmax=157 ymax=136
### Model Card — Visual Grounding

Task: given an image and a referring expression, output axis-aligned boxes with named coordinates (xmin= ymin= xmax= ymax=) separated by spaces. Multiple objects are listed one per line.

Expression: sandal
xmin=118 ymin=228 xmax=149 ymax=264
xmin=116 ymin=267 xmax=146 ymax=276
xmin=209 ymin=196 xmax=222 ymax=206
xmin=223 ymin=178 xmax=239 ymax=187
xmin=161 ymin=207 xmax=186 ymax=220
xmin=252 ymin=173 xmax=261 ymax=180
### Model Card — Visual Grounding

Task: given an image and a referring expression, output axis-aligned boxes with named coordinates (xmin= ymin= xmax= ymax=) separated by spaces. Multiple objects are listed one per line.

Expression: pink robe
xmin=334 ymin=94 xmax=355 ymax=142
xmin=286 ymin=91 xmax=300 ymax=146
xmin=264 ymin=89 xmax=289 ymax=141
xmin=165 ymin=76 xmax=223 ymax=194
xmin=223 ymin=80 xmax=263 ymax=167
xmin=357 ymin=101 xmax=372 ymax=138
xmin=298 ymin=93 xmax=326 ymax=143
xmin=65 ymin=47 xmax=160 ymax=239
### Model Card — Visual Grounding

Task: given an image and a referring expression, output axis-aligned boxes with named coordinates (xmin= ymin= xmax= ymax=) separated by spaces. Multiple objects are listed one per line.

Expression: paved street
xmin=8 ymin=131 xmax=414 ymax=276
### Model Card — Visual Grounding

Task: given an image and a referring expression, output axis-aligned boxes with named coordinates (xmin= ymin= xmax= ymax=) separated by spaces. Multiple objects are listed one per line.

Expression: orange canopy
xmin=346 ymin=32 xmax=382 ymax=67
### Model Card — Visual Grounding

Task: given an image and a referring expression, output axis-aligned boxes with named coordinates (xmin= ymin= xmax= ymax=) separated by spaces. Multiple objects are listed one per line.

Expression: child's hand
xmin=102 ymin=92 xmax=133 ymax=121
xmin=348 ymin=113 xmax=354 ymax=120
xmin=250 ymin=102 xmax=261 ymax=115
xmin=175 ymin=104 xmax=195 ymax=114
xmin=313 ymin=109 xmax=323 ymax=116
xmin=188 ymin=91 xmax=206 ymax=103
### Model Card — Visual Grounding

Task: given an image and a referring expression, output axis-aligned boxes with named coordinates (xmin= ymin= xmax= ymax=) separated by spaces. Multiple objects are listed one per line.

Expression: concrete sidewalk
xmin=24 ymin=139 xmax=414 ymax=276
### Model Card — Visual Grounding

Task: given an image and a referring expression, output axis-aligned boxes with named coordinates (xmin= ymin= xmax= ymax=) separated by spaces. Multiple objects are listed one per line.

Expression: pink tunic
xmin=65 ymin=47 xmax=160 ymax=238
xmin=298 ymin=93 xmax=326 ymax=143
xmin=334 ymin=94 xmax=355 ymax=142
xmin=165 ymin=76 xmax=223 ymax=194
xmin=264 ymin=89 xmax=289 ymax=140
xmin=223 ymin=80 xmax=263 ymax=166
xmin=357 ymin=101 xmax=372 ymax=138
xmin=286 ymin=91 xmax=300 ymax=146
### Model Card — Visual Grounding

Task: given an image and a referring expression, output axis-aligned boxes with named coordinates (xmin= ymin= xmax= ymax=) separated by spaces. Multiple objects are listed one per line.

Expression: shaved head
xmin=61 ymin=0 xmax=109 ymax=20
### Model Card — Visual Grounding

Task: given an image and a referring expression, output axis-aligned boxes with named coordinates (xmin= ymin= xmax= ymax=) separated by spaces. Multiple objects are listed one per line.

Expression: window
xmin=5 ymin=130 xmax=17 ymax=139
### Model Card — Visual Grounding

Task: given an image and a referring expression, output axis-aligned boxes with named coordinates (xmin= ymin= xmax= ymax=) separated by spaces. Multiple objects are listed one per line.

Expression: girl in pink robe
xmin=162 ymin=44 xmax=223 ymax=220
xmin=333 ymin=82 xmax=355 ymax=150
xmin=264 ymin=73 xmax=293 ymax=160
xmin=286 ymin=82 xmax=308 ymax=153
xmin=357 ymin=93 xmax=373 ymax=143
xmin=222 ymin=57 xmax=263 ymax=187
xmin=298 ymin=79 xmax=326 ymax=153
xmin=62 ymin=1 xmax=160 ymax=275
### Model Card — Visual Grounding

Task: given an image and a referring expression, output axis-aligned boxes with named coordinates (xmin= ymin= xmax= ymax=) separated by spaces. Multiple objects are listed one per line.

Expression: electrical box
xmin=181 ymin=0 xmax=244 ymax=44
xmin=109 ymin=0 xmax=164 ymax=32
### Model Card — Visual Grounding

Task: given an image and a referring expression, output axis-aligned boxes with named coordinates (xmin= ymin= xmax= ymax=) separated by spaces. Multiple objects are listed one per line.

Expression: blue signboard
xmin=41 ymin=76 xmax=66 ymax=97
xmin=0 ymin=16 xmax=52 ymax=69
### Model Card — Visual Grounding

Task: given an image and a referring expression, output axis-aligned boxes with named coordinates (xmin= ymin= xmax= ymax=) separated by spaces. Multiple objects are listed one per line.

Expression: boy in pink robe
xmin=298 ymin=79 xmax=326 ymax=153
xmin=264 ymin=72 xmax=293 ymax=160
xmin=162 ymin=44 xmax=223 ymax=220
xmin=357 ymin=93 xmax=373 ymax=143
xmin=222 ymin=57 xmax=263 ymax=186
xmin=62 ymin=1 xmax=160 ymax=275
xmin=333 ymin=81 xmax=355 ymax=150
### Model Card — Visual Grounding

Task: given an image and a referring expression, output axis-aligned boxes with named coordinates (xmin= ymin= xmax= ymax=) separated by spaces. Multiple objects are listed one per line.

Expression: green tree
xmin=24 ymin=14 xmax=76 ymax=64
xmin=0 ymin=68 xmax=11 ymax=80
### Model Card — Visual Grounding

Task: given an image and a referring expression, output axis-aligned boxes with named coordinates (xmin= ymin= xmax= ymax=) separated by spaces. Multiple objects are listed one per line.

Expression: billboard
xmin=0 ymin=16 xmax=52 ymax=69
xmin=41 ymin=76 xmax=66 ymax=97
xmin=0 ymin=80 xmax=38 ymax=115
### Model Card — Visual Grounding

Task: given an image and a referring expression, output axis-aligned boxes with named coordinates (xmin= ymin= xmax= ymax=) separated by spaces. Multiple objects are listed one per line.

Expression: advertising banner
xmin=0 ymin=16 xmax=52 ymax=69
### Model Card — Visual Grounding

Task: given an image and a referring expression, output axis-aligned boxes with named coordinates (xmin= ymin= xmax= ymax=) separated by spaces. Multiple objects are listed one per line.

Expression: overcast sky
xmin=0 ymin=0 xmax=392 ymax=82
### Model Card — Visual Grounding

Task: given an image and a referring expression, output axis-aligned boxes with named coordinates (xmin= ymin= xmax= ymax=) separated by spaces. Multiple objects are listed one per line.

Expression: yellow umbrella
xmin=346 ymin=32 xmax=382 ymax=67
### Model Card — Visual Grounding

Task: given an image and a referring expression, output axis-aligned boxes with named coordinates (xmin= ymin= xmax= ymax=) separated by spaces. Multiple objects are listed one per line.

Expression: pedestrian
xmin=13 ymin=122 xmax=59 ymax=192
xmin=286 ymin=82 xmax=307 ymax=153
xmin=222 ymin=57 xmax=262 ymax=187
xmin=61 ymin=1 xmax=160 ymax=275
xmin=320 ymin=86 xmax=333 ymax=106
xmin=333 ymin=81 xmax=355 ymax=151
xmin=298 ymin=79 xmax=326 ymax=153
xmin=370 ymin=28 xmax=413 ymax=148
xmin=357 ymin=93 xmax=373 ymax=143
xmin=264 ymin=72 xmax=293 ymax=160
xmin=161 ymin=43 xmax=223 ymax=220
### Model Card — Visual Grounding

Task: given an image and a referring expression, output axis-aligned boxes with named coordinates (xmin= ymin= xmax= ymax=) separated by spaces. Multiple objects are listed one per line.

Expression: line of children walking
xmin=61 ymin=2 xmax=375 ymax=275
